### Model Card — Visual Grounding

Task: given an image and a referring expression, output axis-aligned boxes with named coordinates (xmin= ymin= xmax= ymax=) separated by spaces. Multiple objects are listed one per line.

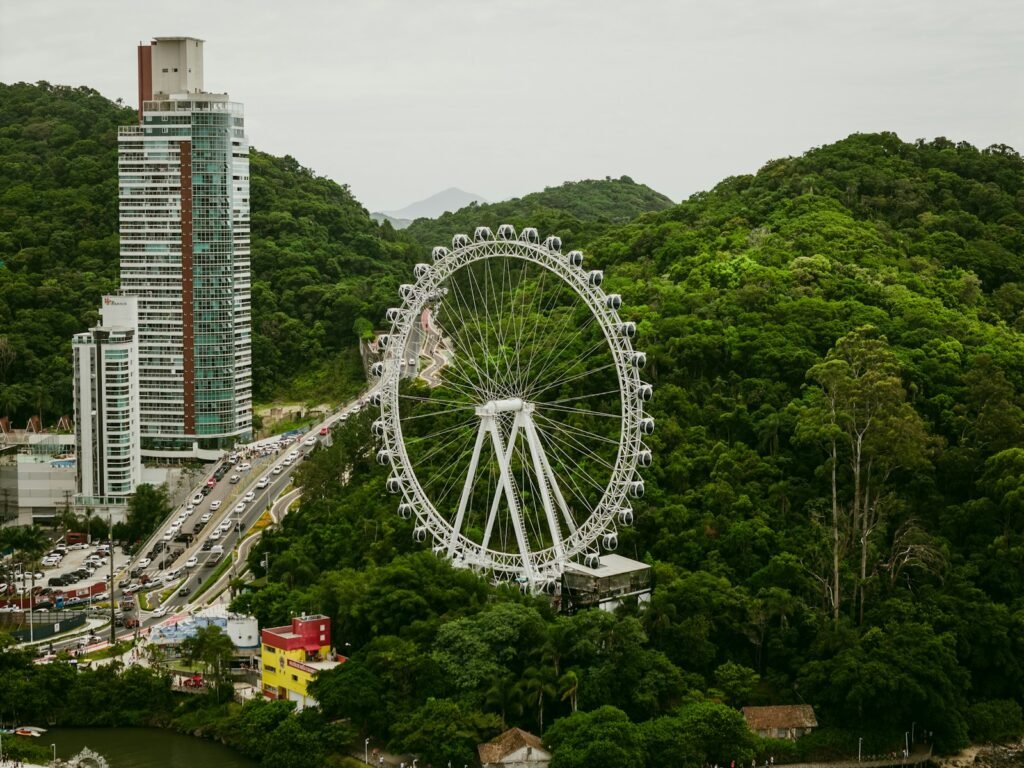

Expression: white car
xmin=152 ymin=605 xmax=169 ymax=617
xmin=288 ymin=450 xmax=300 ymax=461
xmin=238 ymin=462 xmax=252 ymax=471
xmin=243 ymin=491 xmax=255 ymax=503
xmin=303 ymin=436 xmax=317 ymax=447
xmin=209 ymin=530 xmax=221 ymax=542
xmin=185 ymin=503 xmax=195 ymax=513
xmin=199 ymin=512 xmax=212 ymax=523
xmin=256 ymin=477 xmax=269 ymax=489
xmin=191 ymin=493 xmax=204 ymax=505
xmin=162 ymin=531 xmax=173 ymax=541
xmin=272 ymin=465 xmax=283 ymax=475
xmin=210 ymin=500 xmax=222 ymax=511
xmin=234 ymin=502 xmax=246 ymax=514
xmin=185 ymin=555 xmax=198 ymax=568
xmin=282 ymin=457 xmax=293 ymax=467
xmin=137 ymin=558 xmax=152 ymax=568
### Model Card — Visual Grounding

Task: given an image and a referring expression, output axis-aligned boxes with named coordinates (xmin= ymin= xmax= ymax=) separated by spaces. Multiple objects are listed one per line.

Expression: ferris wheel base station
xmin=560 ymin=554 xmax=651 ymax=613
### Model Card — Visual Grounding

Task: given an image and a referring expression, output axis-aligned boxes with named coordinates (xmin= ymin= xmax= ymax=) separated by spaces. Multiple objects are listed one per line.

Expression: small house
xmin=478 ymin=727 xmax=551 ymax=768
xmin=741 ymin=705 xmax=818 ymax=740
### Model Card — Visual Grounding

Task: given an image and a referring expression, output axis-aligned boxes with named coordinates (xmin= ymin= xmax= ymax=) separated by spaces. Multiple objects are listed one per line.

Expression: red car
xmin=183 ymin=674 xmax=204 ymax=688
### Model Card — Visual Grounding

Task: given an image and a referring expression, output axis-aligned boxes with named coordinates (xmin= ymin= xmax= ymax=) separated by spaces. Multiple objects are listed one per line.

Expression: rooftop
xmin=478 ymin=727 xmax=546 ymax=764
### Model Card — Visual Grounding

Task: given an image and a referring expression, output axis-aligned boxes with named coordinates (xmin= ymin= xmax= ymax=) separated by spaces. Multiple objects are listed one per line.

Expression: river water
xmin=47 ymin=727 xmax=257 ymax=767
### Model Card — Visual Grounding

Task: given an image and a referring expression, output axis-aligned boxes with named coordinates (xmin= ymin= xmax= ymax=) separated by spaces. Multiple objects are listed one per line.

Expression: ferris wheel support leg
xmin=521 ymin=408 xmax=566 ymax=563
xmin=530 ymin=419 xmax=578 ymax=536
xmin=447 ymin=420 xmax=489 ymax=559
xmin=486 ymin=416 xmax=536 ymax=584
xmin=480 ymin=415 xmax=523 ymax=553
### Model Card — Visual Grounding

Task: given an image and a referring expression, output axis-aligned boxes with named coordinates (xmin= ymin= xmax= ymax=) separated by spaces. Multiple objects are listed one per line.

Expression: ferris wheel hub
xmin=476 ymin=397 xmax=527 ymax=416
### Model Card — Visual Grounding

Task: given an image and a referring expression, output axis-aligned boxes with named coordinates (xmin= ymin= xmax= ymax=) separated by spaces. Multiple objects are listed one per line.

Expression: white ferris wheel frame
xmin=374 ymin=226 xmax=650 ymax=590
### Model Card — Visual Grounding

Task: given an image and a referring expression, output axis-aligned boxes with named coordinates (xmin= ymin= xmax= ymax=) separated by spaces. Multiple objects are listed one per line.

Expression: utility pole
xmin=109 ymin=512 xmax=116 ymax=645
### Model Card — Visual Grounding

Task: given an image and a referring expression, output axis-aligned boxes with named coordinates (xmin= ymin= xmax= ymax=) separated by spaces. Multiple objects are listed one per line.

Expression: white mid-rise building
xmin=119 ymin=36 xmax=252 ymax=460
xmin=72 ymin=295 xmax=142 ymax=512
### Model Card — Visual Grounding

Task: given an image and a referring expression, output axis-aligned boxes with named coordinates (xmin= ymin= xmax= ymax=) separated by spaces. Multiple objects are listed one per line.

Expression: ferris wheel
xmin=370 ymin=225 xmax=653 ymax=592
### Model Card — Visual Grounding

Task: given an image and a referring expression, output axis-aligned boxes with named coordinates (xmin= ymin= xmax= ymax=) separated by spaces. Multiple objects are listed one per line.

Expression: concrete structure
xmin=120 ymin=36 xmax=252 ymax=461
xmin=0 ymin=436 xmax=77 ymax=525
xmin=741 ymin=705 xmax=819 ymax=740
xmin=72 ymin=295 xmax=142 ymax=512
xmin=149 ymin=608 xmax=259 ymax=649
xmin=561 ymin=553 xmax=652 ymax=613
xmin=478 ymin=728 xmax=551 ymax=768
xmin=260 ymin=614 xmax=342 ymax=709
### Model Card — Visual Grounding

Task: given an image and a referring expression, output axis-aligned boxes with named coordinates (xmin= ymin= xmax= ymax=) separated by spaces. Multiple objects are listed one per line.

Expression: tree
xmin=389 ymin=698 xmax=502 ymax=767
xmin=180 ymin=625 xmax=235 ymax=698
xmin=125 ymin=484 xmax=171 ymax=543
xmin=544 ymin=705 xmax=645 ymax=768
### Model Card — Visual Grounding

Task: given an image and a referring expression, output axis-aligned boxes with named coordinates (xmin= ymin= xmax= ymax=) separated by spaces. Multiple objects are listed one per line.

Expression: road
xmin=125 ymin=391 xmax=373 ymax=633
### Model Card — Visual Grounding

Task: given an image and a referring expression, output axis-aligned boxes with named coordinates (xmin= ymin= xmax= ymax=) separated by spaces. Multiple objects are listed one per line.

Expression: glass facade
xmin=118 ymin=95 xmax=251 ymax=453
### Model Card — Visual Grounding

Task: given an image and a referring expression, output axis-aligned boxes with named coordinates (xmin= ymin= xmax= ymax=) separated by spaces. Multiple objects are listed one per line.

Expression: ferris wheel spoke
xmin=398 ymin=393 xmax=475 ymax=407
xmin=399 ymin=405 xmax=478 ymax=422
xmin=437 ymin=283 xmax=498 ymax=398
xmin=484 ymin=256 xmax=516 ymax=397
xmin=412 ymin=421 xmax=480 ymax=471
xmin=526 ymin=315 xmax=601 ymax=396
xmin=534 ymin=421 xmax=618 ymax=478
xmin=445 ymin=268 xmax=501 ymax=396
xmin=510 ymin=260 xmax=541 ymax=395
xmin=523 ymin=290 xmax=586 ymax=394
xmin=528 ymin=361 xmax=619 ymax=401
xmin=532 ymin=426 xmax=598 ymax=520
xmin=462 ymin=257 xmax=501 ymax=393
xmin=533 ymin=410 xmax=621 ymax=448
xmin=540 ymin=388 xmax=622 ymax=407
xmin=404 ymin=415 xmax=479 ymax=443
xmin=533 ymin=402 xmax=620 ymax=419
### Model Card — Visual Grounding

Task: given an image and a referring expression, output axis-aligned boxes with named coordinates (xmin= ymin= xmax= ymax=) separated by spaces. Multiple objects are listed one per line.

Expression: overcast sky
xmin=2 ymin=0 xmax=1022 ymax=213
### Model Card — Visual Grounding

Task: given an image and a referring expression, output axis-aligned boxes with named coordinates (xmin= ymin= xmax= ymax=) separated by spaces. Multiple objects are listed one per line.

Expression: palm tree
xmin=521 ymin=664 xmax=558 ymax=733
xmin=485 ymin=671 xmax=524 ymax=728
xmin=558 ymin=669 xmax=580 ymax=714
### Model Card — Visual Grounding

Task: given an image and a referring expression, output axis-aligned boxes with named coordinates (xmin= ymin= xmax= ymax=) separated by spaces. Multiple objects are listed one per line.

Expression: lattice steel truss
xmin=371 ymin=225 xmax=653 ymax=592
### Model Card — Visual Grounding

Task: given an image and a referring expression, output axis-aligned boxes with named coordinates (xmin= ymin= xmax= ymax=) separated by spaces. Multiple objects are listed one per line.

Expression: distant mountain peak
xmin=381 ymin=188 xmax=487 ymax=223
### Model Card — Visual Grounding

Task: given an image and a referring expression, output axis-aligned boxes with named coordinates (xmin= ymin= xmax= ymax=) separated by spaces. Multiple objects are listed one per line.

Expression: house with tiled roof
xmin=478 ymin=727 xmax=551 ymax=767
xmin=741 ymin=705 xmax=818 ymax=740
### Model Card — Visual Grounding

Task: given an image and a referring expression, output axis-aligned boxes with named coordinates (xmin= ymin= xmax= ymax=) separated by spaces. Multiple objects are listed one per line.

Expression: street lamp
xmin=858 ymin=737 xmax=863 ymax=762
xmin=51 ymin=742 xmax=56 ymax=763
xmin=365 ymin=737 xmax=370 ymax=765
xmin=905 ymin=731 xmax=909 ymax=759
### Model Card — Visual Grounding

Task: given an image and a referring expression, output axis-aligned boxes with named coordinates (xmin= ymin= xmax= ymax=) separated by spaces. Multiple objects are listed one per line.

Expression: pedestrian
xmin=770 ymin=758 xmax=774 ymax=766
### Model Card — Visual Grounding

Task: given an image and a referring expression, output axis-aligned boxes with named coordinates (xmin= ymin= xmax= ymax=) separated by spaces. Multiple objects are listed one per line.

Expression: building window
xmin=291 ymin=674 xmax=299 ymax=682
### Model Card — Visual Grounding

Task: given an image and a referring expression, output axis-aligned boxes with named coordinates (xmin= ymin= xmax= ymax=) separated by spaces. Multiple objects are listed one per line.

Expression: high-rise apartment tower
xmin=119 ymin=37 xmax=252 ymax=458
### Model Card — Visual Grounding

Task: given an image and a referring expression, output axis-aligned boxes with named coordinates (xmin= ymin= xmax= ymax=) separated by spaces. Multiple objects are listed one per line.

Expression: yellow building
xmin=260 ymin=614 xmax=342 ymax=709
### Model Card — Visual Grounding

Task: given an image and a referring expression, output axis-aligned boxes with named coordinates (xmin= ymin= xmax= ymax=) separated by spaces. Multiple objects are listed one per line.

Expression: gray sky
xmin=2 ymin=0 xmax=1022 ymax=213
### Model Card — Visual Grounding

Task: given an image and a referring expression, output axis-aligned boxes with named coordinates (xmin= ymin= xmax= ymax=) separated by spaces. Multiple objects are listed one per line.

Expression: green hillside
xmin=404 ymin=176 xmax=675 ymax=248
xmin=0 ymin=81 xmax=418 ymax=421
xmin=229 ymin=133 xmax=1024 ymax=760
